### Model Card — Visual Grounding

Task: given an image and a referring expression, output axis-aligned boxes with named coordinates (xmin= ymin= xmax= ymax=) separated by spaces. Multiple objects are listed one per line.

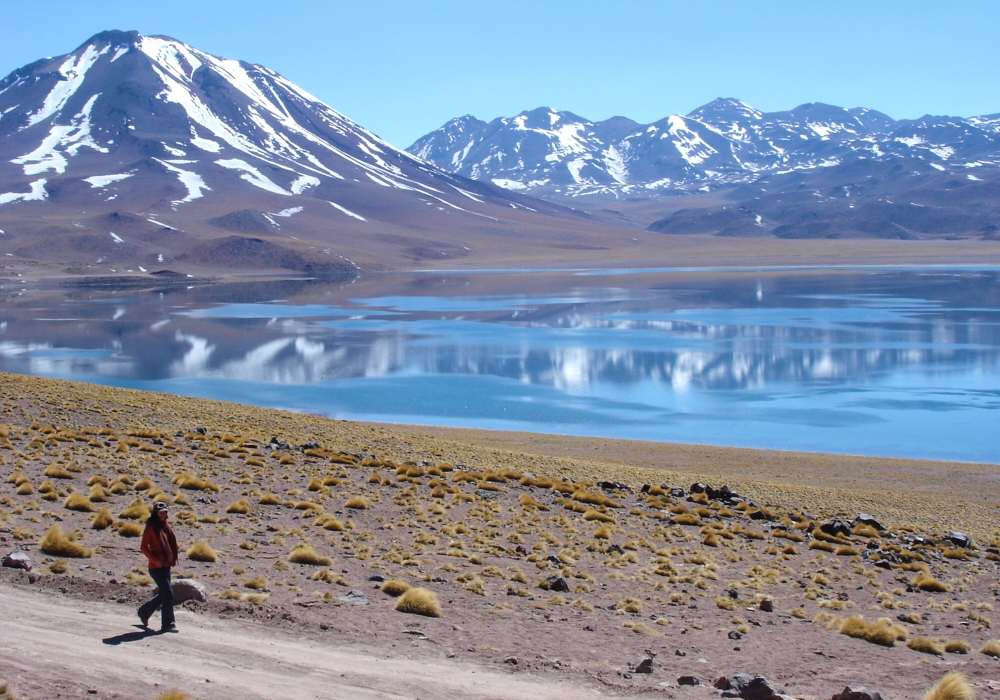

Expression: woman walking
xmin=138 ymin=501 xmax=179 ymax=632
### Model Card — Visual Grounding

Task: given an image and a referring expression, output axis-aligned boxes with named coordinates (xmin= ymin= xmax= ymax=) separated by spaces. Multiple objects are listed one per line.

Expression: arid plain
xmin=1 ymin=373 xmax=1000 ymax=699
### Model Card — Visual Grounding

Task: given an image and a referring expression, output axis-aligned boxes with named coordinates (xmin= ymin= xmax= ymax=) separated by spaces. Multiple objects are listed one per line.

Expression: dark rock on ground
xmin=677 ymin=675 xmax=699 ymax=686
xmin=831 ymin=687 xmax=884 ymax=700
xmin=853 ymin=513 xmax=886 ymax=531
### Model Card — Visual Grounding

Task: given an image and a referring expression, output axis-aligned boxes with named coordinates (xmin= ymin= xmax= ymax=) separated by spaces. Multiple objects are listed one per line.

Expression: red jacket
xmin=140 ymin=522 xmax=179 ymax=569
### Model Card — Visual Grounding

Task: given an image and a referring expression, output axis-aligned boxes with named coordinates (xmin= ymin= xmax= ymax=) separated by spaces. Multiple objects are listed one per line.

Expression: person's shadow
xmin=102 ymin=625 xmax=162 ymax=645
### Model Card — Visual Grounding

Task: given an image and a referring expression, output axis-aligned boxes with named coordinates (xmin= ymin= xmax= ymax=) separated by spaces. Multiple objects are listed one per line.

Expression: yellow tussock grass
xmin=623 ymin=621 xmax=658 ymax=635
xmin=518 ymin=493 xmax=548 ymax=510
xmin=840 ymin=615 xmax=907 ymax=647
xmin=913 ymin=573 xmax=952 ymax=593
xmin=91 ymin=507 xmax=114 ymax=530
xmin=835 ymin=545 xmax=858 ymax=556
xmin=921 ymin=672 xmax=974 ymax=700
xmin=381 ymin=579 xmax=411 ymax=596
xmin=345 ymin=496 xmax=369 ymax=510
xmin=593 ymin=524 xmax=612 ymax=539
xmin=944 ymin=640 xmax=969 ymax=654
xmin=155 ymin=691 xmax=194 ymax=700
xmin=980 ymin=640 xmax=1000 ymax=657
xmin=244 ymin=576 xmax=268 ymax=590
xmin=43 ymin=464 xmax=75 ymax=479
xmin=288 ymin=543 xmax=332 ymax=566
xmin=39 ymin=524 xmax=92 ymax=558
xmin=187 ymin=540 xmax=218 ymax=562
xmin=673 ymin=512 xmax=701 ymax=526
xmin=225 ymin=498 xmax=250 ymax=514
xmin=394 ymin=587 xmax=442 ymax=617
xmin=582 ymin=509 xmax=615 ymax=523
xmin=16 ymin=482 xmax=33 ymax=495
xmin=907 ymin=636 xmax=944 ymax=654
xmin=64 ymin=493 xmax=94 ymax=512
xmin=117 ymin=522 xmax=143 ymax=537
xmin=809 ymin=540 xmax=836 ymax=552
xmin=259 ymin=493 xmax=281 ymax=505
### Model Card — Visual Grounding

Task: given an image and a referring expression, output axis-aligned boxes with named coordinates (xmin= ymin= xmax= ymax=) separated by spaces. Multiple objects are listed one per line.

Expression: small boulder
xmin=728 ymin=630 xmax=743 ymax=640
xmin=853 ymin=513 xmax=886 ymax=531
xmin=634 ymin=657 xmax=653 ymax=674
xmin=338 ymin=590 xmax=370 ymax=606
xmin=742 ymin=675 xmax=780 ymax=700
xmin=759 ymin=599 xmax=774 ymax=612
xmin=171 ymin=578 xmax=206 ymax=603
xmin=2 ymin=551 xmax=32 ymax=571
xmin=820 ymin=520 xmax=852 ymax=537
xmin=677 ymin=675 xmax=699 ymax=686
xmin=670 ymin=487 xmax=685 ymax=498
xmin=831 ymin=687 xmax=884 ymax=700
xmin=946 ymin=531 xmax=971 ymax=549
xmin=546 ymin=576 xmax=570 ymax=593
xmin=690 ymin=483 xmax=707 ymax=494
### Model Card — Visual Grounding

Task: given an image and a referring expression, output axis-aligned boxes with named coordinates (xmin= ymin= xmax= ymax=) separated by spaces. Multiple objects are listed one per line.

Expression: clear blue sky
xmin=2 ymin=1 xmax=998 ymax=149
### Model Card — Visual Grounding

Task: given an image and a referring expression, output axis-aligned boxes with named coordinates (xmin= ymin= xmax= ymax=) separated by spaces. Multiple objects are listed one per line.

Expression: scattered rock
xmin=742 ymin=675 xmax=780 ymax=700
xmin=504 ymin=656 xmax=518 ymax=665
xmin=821 ymin=519 xmax=853 ymax=537
xmin=690 ymin=483 xmax=707 ymax=494
xmin=759 ymin=599 xmax=774 ymax=612
xmin=171 ymin=578 xmax=207 ymax=604
xmin=946 ymin=531 xmax=971 ymax=548
xmin=546 ymin=576 xmax=570 ymax=593
xmin=677 ymin=675 xmax=699 ymax=686
xmin=635 ymin=657 xmax=653 ymax=674
xmin=728 ymin=630 xmax=743 ymax=640
xmin=853 ymin=513 xmax=886 ymax=531
xmin=597 ymin=481 xmax=628 ymax=492
xmin=368 ymin=574 xmax=386 ymax=582
xmin=831 ymin=687 xmax=884 ymax=700
xmin=338 ymin=590 xmax=370 ymax=606
xmin=2 ymin=551 xmax=32 ymax=571
xmin=670 ymin=487 xmax=685 ymax=498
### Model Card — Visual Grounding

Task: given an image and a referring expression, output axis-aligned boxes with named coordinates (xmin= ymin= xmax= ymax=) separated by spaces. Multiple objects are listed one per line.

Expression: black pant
xmin=138 ymin=566 xmax=174 ymax=629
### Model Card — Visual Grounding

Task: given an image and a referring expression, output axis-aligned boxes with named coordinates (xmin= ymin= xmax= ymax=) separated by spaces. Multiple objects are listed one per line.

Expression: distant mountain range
xmin=0 ymin=31 xmax=592 ymax=275
xmin=408 ymin=100 xmax=1000 ymax=199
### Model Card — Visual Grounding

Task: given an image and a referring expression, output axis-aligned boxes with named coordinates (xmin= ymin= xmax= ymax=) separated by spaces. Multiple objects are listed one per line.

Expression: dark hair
xmin=146 ymin=503 xmax=168 ymax=528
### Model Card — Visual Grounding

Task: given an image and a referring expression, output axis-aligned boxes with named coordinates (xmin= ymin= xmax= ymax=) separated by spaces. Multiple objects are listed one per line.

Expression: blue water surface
xmin=1 ymin=268 xmax=998 ymax=462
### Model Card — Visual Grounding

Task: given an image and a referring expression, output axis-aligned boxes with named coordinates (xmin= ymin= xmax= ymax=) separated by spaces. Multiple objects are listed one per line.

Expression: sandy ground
xmin=3 ymin=375 xmax=1000 ymax=699
xmin=0 ymin=584 xmax=600 ymax=700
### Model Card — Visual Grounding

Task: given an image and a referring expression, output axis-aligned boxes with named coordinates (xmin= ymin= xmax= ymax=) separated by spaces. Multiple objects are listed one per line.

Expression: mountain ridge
xmin=0 ymin=30 xmax=620 ymax=275
xmin=408 ymin=98 xmax=1000 ymax=200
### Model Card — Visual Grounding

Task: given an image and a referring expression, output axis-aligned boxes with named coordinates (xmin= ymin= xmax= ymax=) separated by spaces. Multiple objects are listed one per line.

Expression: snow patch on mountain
xmin=0 ymin=179 xmax=47 ymax=205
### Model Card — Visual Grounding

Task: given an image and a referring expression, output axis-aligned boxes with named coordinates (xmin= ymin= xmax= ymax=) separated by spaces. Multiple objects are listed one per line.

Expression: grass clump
xmin=913 ymin=573 xmax=952 ymax=593
xmin=980 ymin=639 xmax=1000 ymax=657
xmin=944 ymin=640 xmax=970 ymax=654
xmin=345 ymin=496 xmax=370 ymax=510
xmin=381 ymin=579 xmax=412 ymax=597
xmin=39 ymin=524 xmax=92 ymax=558
xmin=921 ymin=672 xmax=974 ymax=700
xmin=394 ymin=587 xmax=442 ymax=617
xmin=63 ymin=493 xmax=94 ymax=512
xmin=91 ymin=507 xmax=114 ymax=530
xmin=907 ymin=636 xmax=944 ymax=655
xmin=839 ymin=615 xmax=907 ymax=647
xmin=225 ymin=498 xmax=250 ymax=514
xmin=187 ymin=540 xmax=218 ymax=562
xmin=117 ymin=522 xmax=143 ymax=537
xmin=288 ymin=543 xmax=333 ymax=566
xmin=259 ymin=493 xmax=281 ymax=505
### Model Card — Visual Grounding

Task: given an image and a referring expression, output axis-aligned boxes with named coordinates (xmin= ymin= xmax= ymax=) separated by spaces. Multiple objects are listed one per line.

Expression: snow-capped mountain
xmin=0 ymin=31 xmax=572 ymax=273
xmin=408 ymin=99 xmax=1000 ymax=198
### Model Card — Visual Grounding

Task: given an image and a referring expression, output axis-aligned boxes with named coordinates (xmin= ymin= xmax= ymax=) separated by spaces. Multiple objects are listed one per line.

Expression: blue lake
xmin=1 ymin=268 xmax=998 ymax=462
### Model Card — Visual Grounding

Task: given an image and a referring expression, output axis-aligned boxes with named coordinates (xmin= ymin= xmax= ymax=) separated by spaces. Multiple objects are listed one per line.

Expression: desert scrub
xmin=381 ymin=579 xmax=411 ymax=596
xmin=394 ymin=587 xmax=442 ymax=617
xmin=39 ymin=524 xmax=92 ymax=558
xmin=288 ymin=543 xmax=333 ymax=566
xmin=187 ymin=540 xmax=218 ymax=562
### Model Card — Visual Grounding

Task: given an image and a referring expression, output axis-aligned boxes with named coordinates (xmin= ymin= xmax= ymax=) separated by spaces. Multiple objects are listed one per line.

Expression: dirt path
xmin=0 ymin=586 xmax=603 ymax=700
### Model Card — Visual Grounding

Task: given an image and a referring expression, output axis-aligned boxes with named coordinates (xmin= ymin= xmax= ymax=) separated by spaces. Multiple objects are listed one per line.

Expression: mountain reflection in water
xmin=0 ymin=269 xmax=998 ymax=461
